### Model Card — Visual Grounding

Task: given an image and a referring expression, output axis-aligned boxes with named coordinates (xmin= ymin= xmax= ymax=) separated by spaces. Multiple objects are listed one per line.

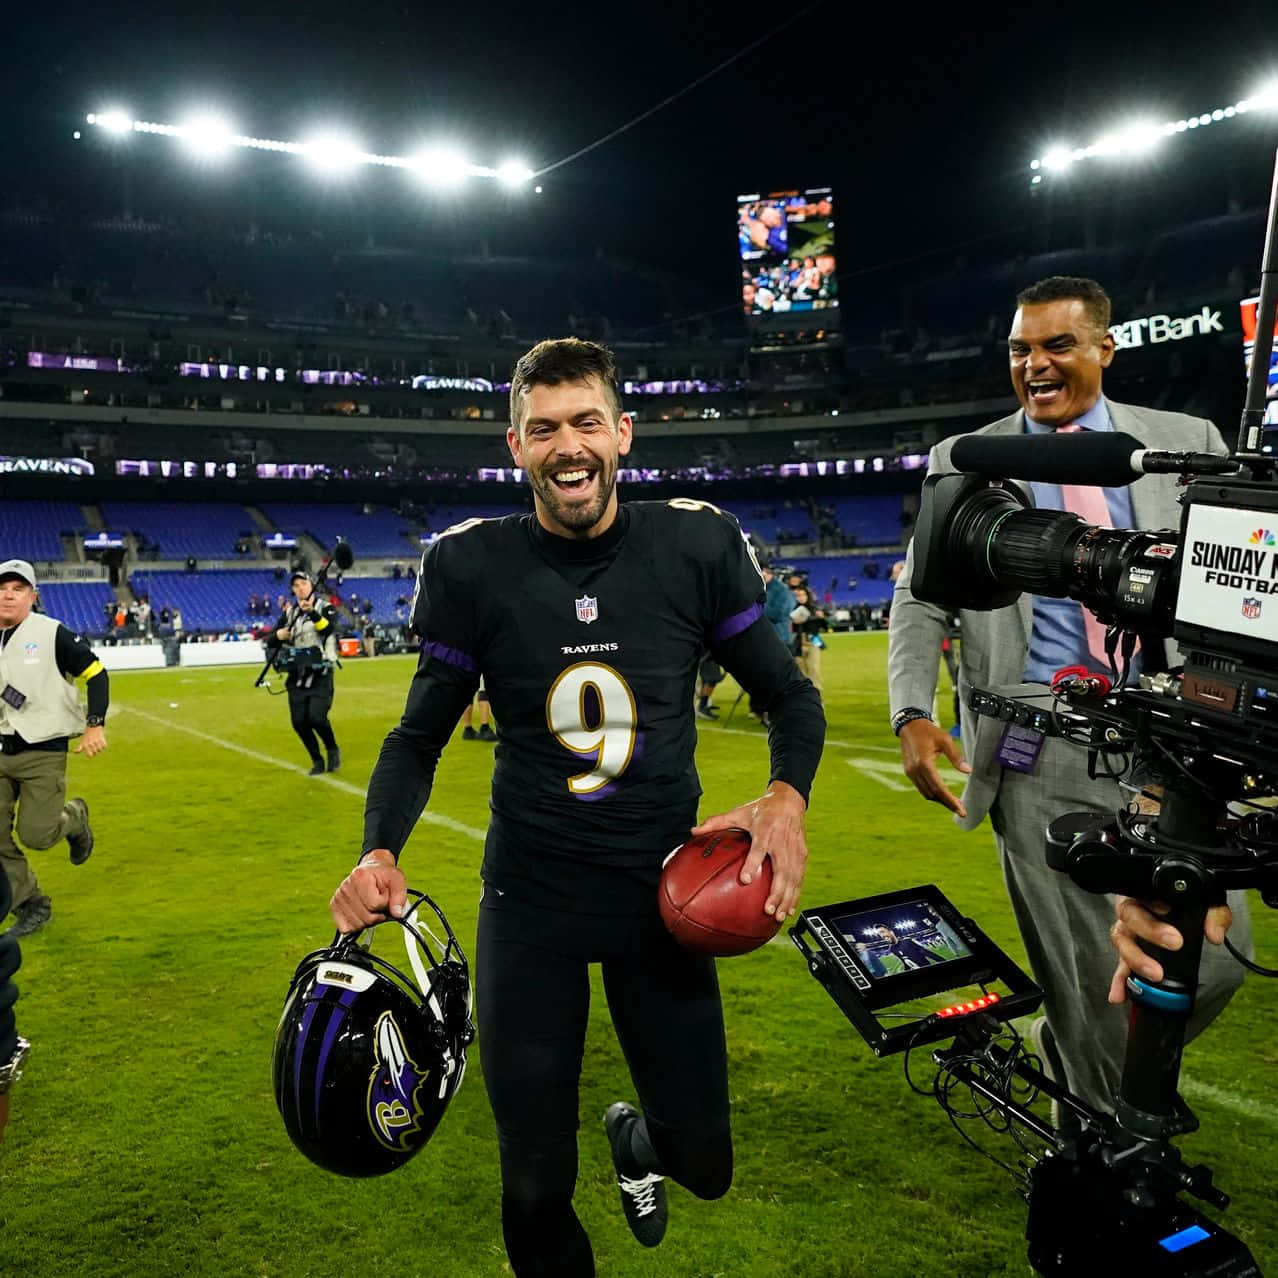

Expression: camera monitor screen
xmin=791 ymin=885 xmax=1041 ymax=1055
xmin=828 ymin=898 xmax=973 ymax=982
xmin=738 ymin=188 xmax=838 ymax=319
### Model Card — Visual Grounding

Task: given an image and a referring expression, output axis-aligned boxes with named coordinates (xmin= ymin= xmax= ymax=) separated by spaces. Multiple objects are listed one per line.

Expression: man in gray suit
xmin=887 ymin=276 xmax=1251 ymax=1115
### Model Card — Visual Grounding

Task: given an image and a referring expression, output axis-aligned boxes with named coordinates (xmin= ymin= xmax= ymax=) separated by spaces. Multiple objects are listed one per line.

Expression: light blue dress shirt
xmin=1021 ymin=396 xmax=1139 ymax=682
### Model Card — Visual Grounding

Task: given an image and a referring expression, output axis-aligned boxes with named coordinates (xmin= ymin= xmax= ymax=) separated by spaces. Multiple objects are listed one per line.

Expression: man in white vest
xmin=0 ymin=561 xmax=106 ymax=938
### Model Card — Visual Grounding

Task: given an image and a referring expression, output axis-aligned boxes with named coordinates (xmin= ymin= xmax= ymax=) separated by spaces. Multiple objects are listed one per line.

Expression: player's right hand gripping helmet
xmin=272 ymin=889 xmax=474 ymax=1178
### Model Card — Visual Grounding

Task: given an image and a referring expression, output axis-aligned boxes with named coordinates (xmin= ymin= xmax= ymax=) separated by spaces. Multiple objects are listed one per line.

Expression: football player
xmin=331 ymin=338 xmax=825 ymax=1278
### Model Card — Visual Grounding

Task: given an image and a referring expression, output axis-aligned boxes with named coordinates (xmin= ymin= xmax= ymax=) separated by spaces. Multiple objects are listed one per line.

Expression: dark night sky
xmin=6 ymin=1 xmax=1278 ymax=298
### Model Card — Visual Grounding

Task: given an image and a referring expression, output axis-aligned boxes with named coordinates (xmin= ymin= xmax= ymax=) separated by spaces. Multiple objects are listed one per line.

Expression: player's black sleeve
xmin=54 ymin=624 xmax=109 ymax=720
xmin=362 ymin=536 xmax=481 ymax=858
xmin=712 ymin=617 xmax=825 ymax=804
xmin=362 ymin=656 xmax=478 ymax=858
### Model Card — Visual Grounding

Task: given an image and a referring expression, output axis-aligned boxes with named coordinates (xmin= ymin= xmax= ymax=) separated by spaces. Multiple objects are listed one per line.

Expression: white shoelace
xmin=618 ymin=1172 xmax=664 ymax=1217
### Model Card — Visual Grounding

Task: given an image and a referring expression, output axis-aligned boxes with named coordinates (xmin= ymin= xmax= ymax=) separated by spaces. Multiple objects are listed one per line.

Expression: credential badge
xmin=575 ymin=595 xmax=598 ymax=624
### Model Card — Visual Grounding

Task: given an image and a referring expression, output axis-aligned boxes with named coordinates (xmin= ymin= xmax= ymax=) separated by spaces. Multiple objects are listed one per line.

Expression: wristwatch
xmin=891 ymin=707 xmax=934 ymax=737
xmin=85 ymin=715 xmax=106 ymax=727
xmin=0 ymin=1037 xmax=30 ymax=1094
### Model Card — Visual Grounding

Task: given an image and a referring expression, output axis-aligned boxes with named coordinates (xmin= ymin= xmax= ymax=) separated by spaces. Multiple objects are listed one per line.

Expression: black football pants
xmin=285 ymin=674 xmax=337 ymax=763
xmin=477 ymin=886 xmax=733 ymax=1278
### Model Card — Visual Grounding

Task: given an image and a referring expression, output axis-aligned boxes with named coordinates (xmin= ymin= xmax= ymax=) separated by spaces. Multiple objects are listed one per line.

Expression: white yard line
xmin=114 ymin=702 xmax=487 ymax=842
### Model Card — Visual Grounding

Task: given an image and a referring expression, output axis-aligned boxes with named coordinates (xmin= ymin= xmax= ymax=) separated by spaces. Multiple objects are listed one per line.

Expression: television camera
xmin=254 ymin=541 xmax=354 ymax=692
xmin=795 ymin=156 xmax=1278 ymax=1274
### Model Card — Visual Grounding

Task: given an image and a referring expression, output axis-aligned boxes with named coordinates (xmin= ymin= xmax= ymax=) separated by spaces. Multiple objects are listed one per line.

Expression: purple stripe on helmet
xmin=292 ymin=999 xmax=322 ymax=1133
xmin=710 ymin=602 xmax=763 ymax=644
xmin=424 ymin=641 xmax=479 ymax=674
xmin=313 ymin=987 xmax=361 ymax=1128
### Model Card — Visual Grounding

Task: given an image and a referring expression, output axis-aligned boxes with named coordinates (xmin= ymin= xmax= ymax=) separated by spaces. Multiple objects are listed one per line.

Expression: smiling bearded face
xmin=507 ymin=375 xmax=633 ymax=538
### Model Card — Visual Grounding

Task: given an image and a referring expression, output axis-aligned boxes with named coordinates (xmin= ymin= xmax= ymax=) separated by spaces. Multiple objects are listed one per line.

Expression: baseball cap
xmin=0 ymin=559 xmax=36 ymax=587
xmin=289 ymin=569 xmax=312 ymax=583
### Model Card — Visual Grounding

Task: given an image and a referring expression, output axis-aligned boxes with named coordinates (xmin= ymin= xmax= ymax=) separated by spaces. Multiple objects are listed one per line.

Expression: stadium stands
xmin=781 ymin=554 xmax=901 ymax=607
xmin=0 ymin=500 xmax=85 ymax=561
xmin=100 ymin=501 xmax=256 ymax=560
xmin=129 ymin=569 xmax=290 ymax=632
xmin=38 ymin=581 xmax=118 ymax=636
xmin=258 ymin=502 xmax=420 ymax=557
xmin=339 ymin=577 xmax=417 ymax=624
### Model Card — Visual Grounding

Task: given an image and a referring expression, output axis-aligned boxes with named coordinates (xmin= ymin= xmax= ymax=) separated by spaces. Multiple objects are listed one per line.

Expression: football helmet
xmin=273 ymin=888 xmax=474 ymax=1178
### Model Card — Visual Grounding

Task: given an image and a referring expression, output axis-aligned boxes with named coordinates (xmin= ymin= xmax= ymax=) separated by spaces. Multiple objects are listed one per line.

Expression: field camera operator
xmin=270 ymin=570 xmax=342 ymax=776
xmin=887 ymin=275 xmax=1252 ymax=1117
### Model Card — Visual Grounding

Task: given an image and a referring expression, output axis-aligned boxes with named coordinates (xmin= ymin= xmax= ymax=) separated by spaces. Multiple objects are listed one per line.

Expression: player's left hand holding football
xmin=691 ymin=781 xmax=808 ymax=922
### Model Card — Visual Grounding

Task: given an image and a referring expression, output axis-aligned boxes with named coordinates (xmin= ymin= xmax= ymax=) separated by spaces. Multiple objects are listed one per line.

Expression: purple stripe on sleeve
xmin=710 ymin=602 xmax=763 ymax=645
xmin=424 ymin=641 xmax=479 ymax=674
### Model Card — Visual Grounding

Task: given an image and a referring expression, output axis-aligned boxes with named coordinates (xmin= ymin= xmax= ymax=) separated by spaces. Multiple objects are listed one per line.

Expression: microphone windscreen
xmin=333 ymin=542 xmax=355 ymax=570
xmin=950 ymin=431 xmax=1145 ymax=488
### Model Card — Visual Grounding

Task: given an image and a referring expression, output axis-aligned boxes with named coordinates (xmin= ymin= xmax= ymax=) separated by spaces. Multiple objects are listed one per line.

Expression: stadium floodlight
xmin=301 ymin=133 xmax=364 ymax=176
xmin=88 ymin=110 xmax=133 ymax=135
xmin=496 ymin=159 xmax=535 ymax=188
xmin=178 ymin=114 xmax=235 ymax=159
xmin=82 ymin=107 xmax=536 ymax=185
xmin=410 ymin=146 xmax=471 ymax=188
xmin=1029 ymin=80 xmax=1278 ymax=181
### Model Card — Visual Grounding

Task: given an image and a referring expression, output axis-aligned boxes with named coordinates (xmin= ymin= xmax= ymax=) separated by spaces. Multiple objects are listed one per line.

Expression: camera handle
xmin=1048 ymin=766 xmax=1243 ymax=1146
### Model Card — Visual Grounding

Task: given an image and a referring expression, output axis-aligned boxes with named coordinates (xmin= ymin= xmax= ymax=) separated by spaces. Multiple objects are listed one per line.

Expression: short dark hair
xmin=509 ymin=338 xmax=622 ymax=430
xmin=1015 ymin=276 xmax=1112 ymax=341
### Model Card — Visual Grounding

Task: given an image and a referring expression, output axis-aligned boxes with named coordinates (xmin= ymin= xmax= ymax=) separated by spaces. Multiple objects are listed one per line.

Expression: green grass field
xmin=2 ymin=633 xmax=1275 ymax=1277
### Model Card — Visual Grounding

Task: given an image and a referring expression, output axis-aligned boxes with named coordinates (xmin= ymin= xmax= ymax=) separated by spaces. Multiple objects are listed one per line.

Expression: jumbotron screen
xmin=738 ymin=188 xmax=837 ymax=318
xmin=1240 ymin=295 xmax=1278 ymax=428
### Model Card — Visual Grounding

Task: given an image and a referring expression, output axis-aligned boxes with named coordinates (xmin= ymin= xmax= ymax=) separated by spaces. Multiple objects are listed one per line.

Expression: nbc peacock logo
xmin=1248 ymin=529 xmax=1276 ymax=546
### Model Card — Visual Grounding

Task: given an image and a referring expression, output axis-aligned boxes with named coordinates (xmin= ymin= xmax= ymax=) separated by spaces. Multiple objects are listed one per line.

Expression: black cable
xmin=1224 ymin=935 xmax=1278 ymax=977
xmin=533 ymin=0 xmax=827 ymax=179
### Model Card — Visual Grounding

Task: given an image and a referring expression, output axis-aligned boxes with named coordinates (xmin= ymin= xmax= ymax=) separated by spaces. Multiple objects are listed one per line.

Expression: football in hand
xmin=659 ymin=827 xmax=782 ymax=956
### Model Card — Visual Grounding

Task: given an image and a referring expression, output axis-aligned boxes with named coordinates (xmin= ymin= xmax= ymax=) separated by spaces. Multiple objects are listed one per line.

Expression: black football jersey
xmin=410 ymin=499 xmax=768 ymax=907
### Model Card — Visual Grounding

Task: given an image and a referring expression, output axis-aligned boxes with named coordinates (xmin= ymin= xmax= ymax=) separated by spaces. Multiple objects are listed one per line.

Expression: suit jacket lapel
xmin=1108 ymin=402 xmax=1179 ymax=530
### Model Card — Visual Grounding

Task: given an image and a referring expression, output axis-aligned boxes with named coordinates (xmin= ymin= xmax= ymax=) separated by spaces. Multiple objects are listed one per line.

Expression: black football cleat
xmin=605 ymin=1102 xmax=668 ymax=1248
xmin=326 ymin=748 xmax=342 ymax=773
xmin=7 ymin=894 xmax=52 ymax=938
xmin=461 ymin=726 xmax=478 ymax=741
xmin=66 ymin=798 xmax=94 ymax=865
xmin=307 ymin=759 xmax=325 ymax=776
xmin=477 ymin=724 xmax=497 ymax=742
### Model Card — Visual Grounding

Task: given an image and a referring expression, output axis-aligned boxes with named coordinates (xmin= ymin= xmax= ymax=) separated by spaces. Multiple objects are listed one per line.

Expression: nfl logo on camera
xmin=575 ymin=595 xmax=599 ymax=624
xmin=1242 ymin=596 xmax=1262 ymax=620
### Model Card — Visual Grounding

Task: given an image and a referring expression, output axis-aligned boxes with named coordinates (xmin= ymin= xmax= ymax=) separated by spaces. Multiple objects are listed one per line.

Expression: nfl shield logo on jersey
xmin=575 ymin=595 xmax=599 ymax=624
xmin=1242 ymin=596 xmax=1262 ymax=620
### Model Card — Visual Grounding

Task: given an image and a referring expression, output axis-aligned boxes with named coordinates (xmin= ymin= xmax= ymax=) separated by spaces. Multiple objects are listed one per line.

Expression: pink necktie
xmin=1057 ymin=424 xmax=1112 ymax=666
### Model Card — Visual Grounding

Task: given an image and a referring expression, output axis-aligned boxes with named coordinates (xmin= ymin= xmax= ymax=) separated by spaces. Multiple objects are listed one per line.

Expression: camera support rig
xmin=953 ymin=679 xmax=1278 ymax=1274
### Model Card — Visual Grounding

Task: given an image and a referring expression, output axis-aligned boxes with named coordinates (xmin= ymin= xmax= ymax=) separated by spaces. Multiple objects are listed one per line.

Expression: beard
xmin=529 ymin=456 xmax=618 ymax=534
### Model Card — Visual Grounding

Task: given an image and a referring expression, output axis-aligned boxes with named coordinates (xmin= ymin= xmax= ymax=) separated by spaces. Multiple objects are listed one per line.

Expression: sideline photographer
xmin=887 ymin=276 xmax=1252 ymax=1115
xmin=789 ymin=584 xmax=827 ymax=694
xmin=269 ymin=570 xmax=341 ymax=776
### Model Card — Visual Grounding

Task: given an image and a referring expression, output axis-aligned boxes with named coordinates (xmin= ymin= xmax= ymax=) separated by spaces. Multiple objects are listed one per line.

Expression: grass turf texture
xmin=2 ymin=633 xmax=1274 ymax=1277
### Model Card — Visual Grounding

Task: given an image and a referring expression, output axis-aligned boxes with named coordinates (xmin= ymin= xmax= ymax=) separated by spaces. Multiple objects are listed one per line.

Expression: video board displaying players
xmin=738 ymin=187 xmax=837 ymax=319
xmin=827 ymin=898 xmax=973 ymax=982
xmin=1240 ymin=295 xmax=1278 ymax=427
